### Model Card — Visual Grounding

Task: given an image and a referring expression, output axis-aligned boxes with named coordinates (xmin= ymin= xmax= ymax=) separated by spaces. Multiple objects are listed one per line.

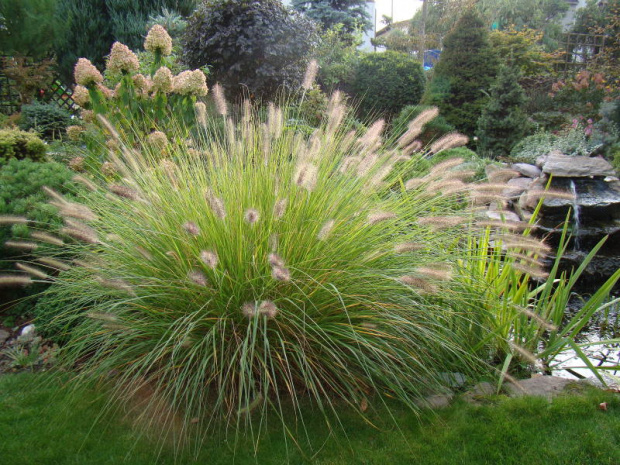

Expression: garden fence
xmin=0 ymin=55 xmax=78 ymax=116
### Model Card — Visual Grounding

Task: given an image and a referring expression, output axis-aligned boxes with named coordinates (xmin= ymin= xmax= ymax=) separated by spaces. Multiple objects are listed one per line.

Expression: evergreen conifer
xmin=422 ymin=9 xmax=498 ymax=136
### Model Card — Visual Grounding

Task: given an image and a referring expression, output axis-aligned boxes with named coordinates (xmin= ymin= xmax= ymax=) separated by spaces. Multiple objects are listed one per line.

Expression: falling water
xmin=570 ymin=180 xmax=581 ymax=251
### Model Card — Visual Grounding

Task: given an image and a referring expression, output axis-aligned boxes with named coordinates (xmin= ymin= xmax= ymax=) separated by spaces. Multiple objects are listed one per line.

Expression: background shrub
xmin=0 ymin=129 xmax=46 ymax=165
xmin=19 ymin=102 xmax=74 ymax=141
xmin=510 ymin=126 xmax=602 ymax=163
xmin=0 ymin=159 xmax=83 ymax=313
xmin=183 ymin=0 xmax=318 ymax=100
xmin=352 ymin=51 xmax=425 ymax=118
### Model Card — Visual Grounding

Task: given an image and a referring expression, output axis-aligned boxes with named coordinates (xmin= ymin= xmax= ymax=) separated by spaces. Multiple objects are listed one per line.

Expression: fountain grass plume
xmin=30 ymin=96 xmax=500 ymax=451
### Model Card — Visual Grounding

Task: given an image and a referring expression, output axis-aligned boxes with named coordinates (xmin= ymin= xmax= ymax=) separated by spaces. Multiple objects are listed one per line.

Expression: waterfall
xmin=570 ymin=180 xmax=581 ymax=251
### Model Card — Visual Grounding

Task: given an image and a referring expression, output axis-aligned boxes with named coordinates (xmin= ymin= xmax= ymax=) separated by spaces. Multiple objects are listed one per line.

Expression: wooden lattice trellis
xmin=0 ymin=55 xmax=79 ymax=116
xmin=559 ymin=33 xmax=608 ymax=74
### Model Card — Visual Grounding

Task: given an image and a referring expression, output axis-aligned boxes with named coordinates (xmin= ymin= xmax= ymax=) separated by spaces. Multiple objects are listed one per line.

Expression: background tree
xmin=291 ymin=0 xmax=372 ymax=35
xmin=183 ymin=0 xmax=318 ymax=100
xmin=476 ymin=65 xmax=529 ymax=158
xmin=0 ymin=0 xmax=59 ymax=58
xmin=312 ymin=25 xmax=362 ymax=93
xmin=422 ymin=9 xmax=498 ymax=136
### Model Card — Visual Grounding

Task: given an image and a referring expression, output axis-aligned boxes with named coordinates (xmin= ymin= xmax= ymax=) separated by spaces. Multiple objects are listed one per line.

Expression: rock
xmin=485 ymin=210 xmax=522 ymax=223
xmin=512 ymin=163 xmax=542 ymax=179
xmin=0 ymin=329 xmax=9 ymax=345
xmin=504 ymin=376 xmax=573 ymax=400
xmin=535 ymin=154 xmax=548 ymax=168
xmin=439 ymin=372 xmax=467 ymax=388
xmin=20 ymin=324 xmax=35 ymax=337
xmin=542 ymin=153 xmax=616 ymax=178
xmin=462 ymin=382 xmax=496 ymax=404
xmin=503 ymin=177 xmax=533 ymax=199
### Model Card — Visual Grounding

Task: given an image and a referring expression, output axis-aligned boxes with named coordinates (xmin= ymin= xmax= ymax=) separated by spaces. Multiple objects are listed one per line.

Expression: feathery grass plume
xmin=42 ymin=186 xmax=68 ymax=204
xmin=294 ymin=163 xmax=318 ymax=191
xmin=356 ymin=153 xmax=379 ymax=177
xmin=507 ymin=251 xmax=544 ymax=268
xmin=95 ymin=276 xmax=136 ymax=295
xmin=338 ymin=156 xmax=361 ymax=174
xmin=242 ymin=302 xmax=257 ymax=318
xmin=397 ymin=107 xmax=439 ymax=148
xmin=0 ymin=275 xmax=32 ymax=287
xmin=405 ymin=177 xmax=425 ymax=191
xmin=273 ymin=198 xmax=288 ymax=219
xmin=205 ymin=191 xmax=226 ymax=219
xmin=213 ymin=83 xmax=227 ymax=116
xmin=394 ymin=242 xmax=423 ymax=253
xmin=268 ymin=233 xmax=278 ymax=251
xmin=428 ymin=157 xmax=465 ymax=178
xmin=188 ymin=270 xmax=209 ymax=287
xmin=302 ymin=59 xmax=319 ymax=90
xmin=199 ymin=250 xmax=218 ymax=269
xmin=442 ymin=169 xmax=476 ymax=182
xmin=510 ymin=343 xmax=539 ymax=365
xmin=326 ymin=91 xmax=345 ymax=133
xmin=367 ymin=211 xmax=397 ymax=225
xmin=525 ymin=189 xmax=577 ymax=202
xmin=415 ymin=265 xmax=452 ymax=281
xmin=417 ymin=216 xmax=466 ymax=230
xmin=398 ymin=275 xmax=439 ymax=294
xmin=55 ymin=202 xmax=98 ymax=222
xmin=61 ymin=227 xmax=99 ymax=244
xmin=476 ymin=220 xmax=529 ymax=232
xmin=258 ymin=300 xmax=278 ymax=318
xmin=271 ymin=265 xmax=291 ymax=282
xmin=16 ymin=263 xmax=49 ymax=279
xmin=402 ymin=140 xmax=423 ymax=156
xmin=428 ymin=180 xmax=466 ymax=196
xmin=0 ymin=216 xmax=28 ymax=225
xmin=357 ymin=119 xmax=385 ymax=149
xmin=195 ymin=102 xmax=207 ymax=129
xmin=5 ymin=241 xmax=38 ymax=251
xmin=268 ymin=253 xmax=285 ymax=268
xmin=514 ymin=306 xmax=558 ymax=331
xmin=244 ymin=208 xmax=260 ymax=225
xmin=109 ymin=184 xmax=140 ymax=201
xmin=318 ymin=219 xmax=335 ymax=240
xmin=135 ymin=246 xmax=152 ymax=261
xmin=36 ymin=257 xmax=70 ymax=271
xmin=487 ymin=169 xmax=520 ymax=183
xmin=429 ymin=132 xmax=469 ymax=154
xmin=182 ymin=221 xmax=200 ymax=236
xmin=495 ymin=235 xmax=551 ymax=254
xmin=86 ymin=312 xmax=119 ymax=323
xmin=510 ymin=262 xmax=549 ymax=279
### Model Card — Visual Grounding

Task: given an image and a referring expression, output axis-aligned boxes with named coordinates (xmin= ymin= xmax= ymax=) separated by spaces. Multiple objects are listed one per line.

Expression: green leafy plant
xmin=352 ymin=51 xmax=426 ymax=118
xmin=0 ymin=129 xmax=46 ymax=165
xmin=26 ymin=93 xmax=502 ymax=449
xmin=510 ymin=125 xmax=602 ymax=163
xmin=19 ymin=102 xmax=74 ymax=141
xmin=456 ymin=208 xmax=620 ymax=384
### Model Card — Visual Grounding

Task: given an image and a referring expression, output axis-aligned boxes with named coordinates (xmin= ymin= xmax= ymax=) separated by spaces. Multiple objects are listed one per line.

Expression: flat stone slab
xmin=503 ymin=177 xmax=533 ymax=199
xmin=505 ymin=376 xmax=573 ymax=400
xmin=512 ymin=163 xmax=542 ymax=179
xmin=418 ymin=393 xmax=453 ymax=409
xmin=542 ymin=153 xmax=616 ymax=178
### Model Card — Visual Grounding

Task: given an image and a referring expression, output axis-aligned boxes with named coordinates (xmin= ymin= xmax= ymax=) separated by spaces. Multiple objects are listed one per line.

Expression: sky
xmin=373 ymin=0 xmax=423 ymax=32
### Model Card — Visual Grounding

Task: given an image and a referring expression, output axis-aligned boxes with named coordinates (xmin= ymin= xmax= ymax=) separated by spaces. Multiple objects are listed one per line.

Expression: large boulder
xmin=542 ymin=151 xmax=616 ymax=178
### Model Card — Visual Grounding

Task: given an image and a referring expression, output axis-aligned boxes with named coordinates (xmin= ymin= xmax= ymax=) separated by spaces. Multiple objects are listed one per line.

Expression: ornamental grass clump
xmin=12 ymin=89 xmax=527 ymax=449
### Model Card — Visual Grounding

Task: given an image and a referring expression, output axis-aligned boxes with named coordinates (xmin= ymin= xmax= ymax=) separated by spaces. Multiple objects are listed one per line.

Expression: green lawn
xmin=1 ymin=372 xmax=620 ymax=464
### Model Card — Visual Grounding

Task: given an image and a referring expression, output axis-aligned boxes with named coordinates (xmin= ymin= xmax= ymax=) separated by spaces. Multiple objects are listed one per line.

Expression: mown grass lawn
xmin=1 ymin=372 xmax=620 ymax=464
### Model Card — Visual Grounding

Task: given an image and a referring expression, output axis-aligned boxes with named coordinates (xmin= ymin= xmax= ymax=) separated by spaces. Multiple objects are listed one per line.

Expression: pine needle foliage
xmin=26 ymin=92 xmax=499 ymax=450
